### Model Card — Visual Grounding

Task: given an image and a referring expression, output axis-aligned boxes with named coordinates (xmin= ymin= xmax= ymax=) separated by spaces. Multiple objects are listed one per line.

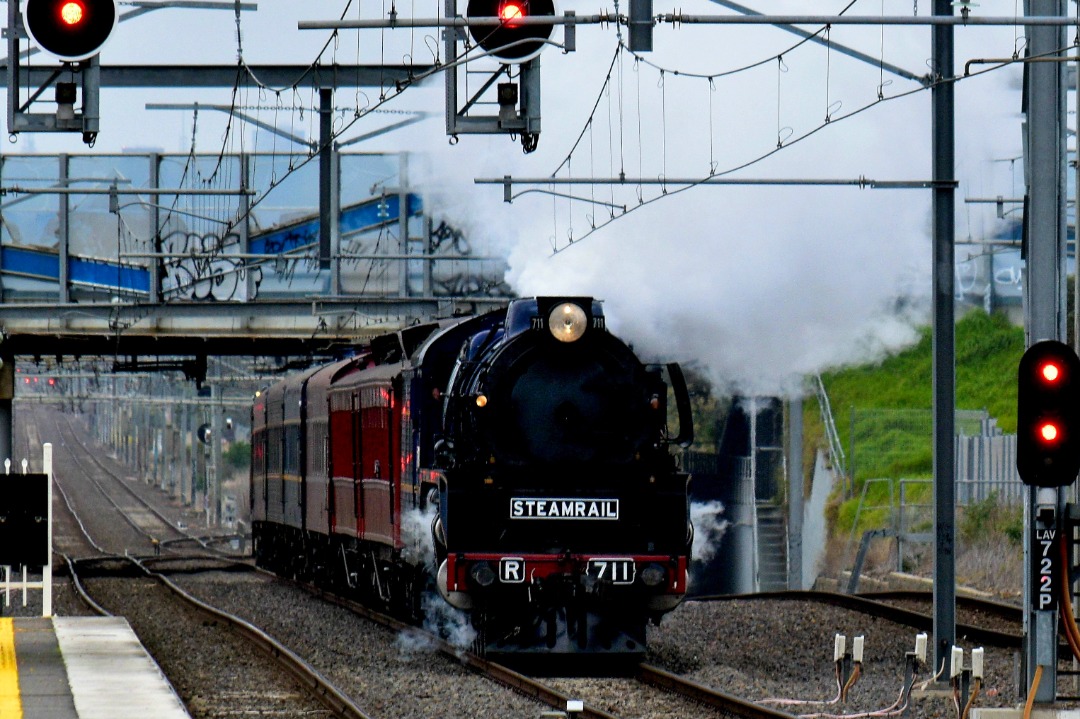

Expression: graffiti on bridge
xmin=161 ymin=230 xmax=263 ymax=302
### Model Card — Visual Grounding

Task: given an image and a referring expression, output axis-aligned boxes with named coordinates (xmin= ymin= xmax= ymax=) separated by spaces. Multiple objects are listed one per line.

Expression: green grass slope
xmin=806 ymin=309 xmax=1025 ymax=535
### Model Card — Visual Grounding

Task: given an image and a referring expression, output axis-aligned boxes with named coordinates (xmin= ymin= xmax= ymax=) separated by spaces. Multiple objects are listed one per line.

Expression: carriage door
xmin=359 ymin=383 xmax=393 ymax=545
xmin=328 ymin=391 xmax=355 ymax=536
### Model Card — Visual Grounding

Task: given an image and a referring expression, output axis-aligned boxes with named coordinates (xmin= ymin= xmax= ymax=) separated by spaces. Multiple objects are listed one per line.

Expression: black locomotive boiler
xmin=251 ymin=296 xmax=694 ymax=656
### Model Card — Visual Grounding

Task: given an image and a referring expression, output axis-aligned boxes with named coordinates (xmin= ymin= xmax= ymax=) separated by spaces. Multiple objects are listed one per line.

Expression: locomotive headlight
xmin=548 ymin=302 xmax=587 ymax=342
xmin=470 ymin=561 xmax=497 ymax=587
xmin=475 ymin=393 xmax=489 ymax=408
xmin=640 ymin=563 xmax=666 ymax=587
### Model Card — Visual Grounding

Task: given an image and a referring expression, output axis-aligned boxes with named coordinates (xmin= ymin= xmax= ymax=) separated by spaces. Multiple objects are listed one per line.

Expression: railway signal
xmin=1017 ymin=340 xmax=1080 ymax=486
xmin=465 ymin=0 xmax=556 ymax=63
xmin=8 ymin=0 xmax=118 ymax=143
xmin=24 ymin=0 xmax=118 ymax=61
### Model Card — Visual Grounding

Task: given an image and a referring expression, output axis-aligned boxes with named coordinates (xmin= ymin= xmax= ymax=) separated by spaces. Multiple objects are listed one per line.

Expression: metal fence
xmin=848 ymin=407 xmax=1023 ymax=502
xmin=956 ymin=433 xmax=1023 ymax=504
xmin=848 ymin=408 xmax=990 ymax=487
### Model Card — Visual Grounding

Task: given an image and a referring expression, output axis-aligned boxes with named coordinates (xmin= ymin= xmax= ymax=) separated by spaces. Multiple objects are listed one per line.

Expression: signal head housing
xmin=1017 ymin=339 xmax=1080 ymax=487
xmin=25 ymin=0 xmax=118 ymax=62
xmin=465 ymin=0 xmax=556 ymax=63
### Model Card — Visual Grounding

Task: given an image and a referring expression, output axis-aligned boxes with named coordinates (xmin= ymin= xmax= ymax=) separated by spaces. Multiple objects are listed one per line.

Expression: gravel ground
xmin=172 ymin=569 xmax=550 ymax=719
xmin=646 ymin=598 xmax=1023 ymax=719
xmin=85 ymin=575 xmax=334 ymax=719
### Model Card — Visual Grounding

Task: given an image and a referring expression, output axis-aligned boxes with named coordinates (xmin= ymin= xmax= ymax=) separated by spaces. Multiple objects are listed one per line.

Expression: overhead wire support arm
xmin=301 ymin=14 xmax=1080 ymax=30
xmin=299 ymin=14 xmax=613 ymax=31
xmin=0 ymin=187 xmax=255 ymax=196
xmin=146 ymin=103 xmax=318 ymax=151
xmin=478 ymin=175 xmax=957 ymax=201
xmin=655 ymin=14 xmax=1080 ymax=26
xmin=707 ymin=0 xmax=925 ymax=84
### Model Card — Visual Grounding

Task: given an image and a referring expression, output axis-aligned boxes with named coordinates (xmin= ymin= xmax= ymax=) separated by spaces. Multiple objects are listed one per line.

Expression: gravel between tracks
xmin=646 ymin=598 xmax=1025 ymax=719
xmin=173 ymin=569 xmax=548 ymax=719
xmin=84 ymin=575 xmax=333 ymax=719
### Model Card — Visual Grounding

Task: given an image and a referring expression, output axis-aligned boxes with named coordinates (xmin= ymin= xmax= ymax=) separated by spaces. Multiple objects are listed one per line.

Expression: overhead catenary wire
xmin=539 ymin=42 xmax=1062 ymax=252
xmin=135 ymin=3 xmax=1065 ymax=265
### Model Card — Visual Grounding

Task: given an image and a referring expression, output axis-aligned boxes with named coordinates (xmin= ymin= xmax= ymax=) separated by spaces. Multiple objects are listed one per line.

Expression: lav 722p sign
xmin=1034 ymin=527 xmax=1058 ymax=610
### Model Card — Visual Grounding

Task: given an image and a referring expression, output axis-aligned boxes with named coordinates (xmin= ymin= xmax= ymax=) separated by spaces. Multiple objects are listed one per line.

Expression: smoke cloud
xmin=690 ymin=500 xmax=730 ymax=564
xmin=403 ymin=0 xmax=1023 ymax=397
xmin=396 ymin=504 xmax=478 ymax=654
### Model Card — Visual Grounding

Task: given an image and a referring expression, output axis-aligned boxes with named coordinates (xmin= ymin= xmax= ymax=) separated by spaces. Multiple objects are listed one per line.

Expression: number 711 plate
xmin=586 ymin=558 xmax=636 ymax=584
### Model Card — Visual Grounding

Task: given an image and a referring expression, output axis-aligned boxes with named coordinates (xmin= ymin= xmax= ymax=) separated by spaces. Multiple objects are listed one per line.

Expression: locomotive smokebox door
xmin=0 ymin=473 xmax=49 ymax=567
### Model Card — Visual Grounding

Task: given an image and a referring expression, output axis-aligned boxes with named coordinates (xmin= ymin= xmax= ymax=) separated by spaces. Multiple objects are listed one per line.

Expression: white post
xmin=43 ymin=442 xmax=52 ymax=618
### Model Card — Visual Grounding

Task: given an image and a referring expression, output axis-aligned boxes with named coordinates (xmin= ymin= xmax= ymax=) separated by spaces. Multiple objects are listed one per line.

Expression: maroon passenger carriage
xmin=251 ymin=296 xmax=695 ymax=656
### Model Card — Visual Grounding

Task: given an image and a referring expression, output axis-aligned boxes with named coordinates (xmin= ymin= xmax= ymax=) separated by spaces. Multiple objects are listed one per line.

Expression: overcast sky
xmin=5 ymin=1 xmax=1035 ymax=396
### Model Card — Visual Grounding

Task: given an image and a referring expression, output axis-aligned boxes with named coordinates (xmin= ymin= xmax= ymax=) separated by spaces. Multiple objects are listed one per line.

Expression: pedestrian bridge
xmin=0 ymin=150 xmax=511 ymax=361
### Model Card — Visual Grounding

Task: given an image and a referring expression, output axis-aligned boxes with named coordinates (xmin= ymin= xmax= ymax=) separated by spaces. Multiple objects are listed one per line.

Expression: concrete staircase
xmin=757 ymin=503 xmax=788 ymax=591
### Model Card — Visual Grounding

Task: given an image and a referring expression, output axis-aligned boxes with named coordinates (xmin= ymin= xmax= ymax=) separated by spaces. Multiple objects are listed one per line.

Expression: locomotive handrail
xmin=666 ymin=363 xmax=695 ymax=448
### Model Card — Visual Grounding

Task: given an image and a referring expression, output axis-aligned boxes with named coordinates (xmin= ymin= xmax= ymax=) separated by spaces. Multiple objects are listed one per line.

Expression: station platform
xmin=0 ymin=616 xmax=190 ymax=719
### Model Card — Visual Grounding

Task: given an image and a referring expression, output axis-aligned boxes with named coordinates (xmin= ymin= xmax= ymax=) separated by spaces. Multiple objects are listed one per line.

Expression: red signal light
xmin=466 ymin=0 xmax=556 ymax=62
xmin=60 ymin=1 xmax=85 ymax=25
xmin=1040 ymin=422 xmax=1061 ymax=443
xmin=1041 ymin=362 xmax=1062 ymax=383
xmin=500 ymin=1 xmax=525 ymax=24
xmin=1018 ymin=340 xmax=1080 ymax=486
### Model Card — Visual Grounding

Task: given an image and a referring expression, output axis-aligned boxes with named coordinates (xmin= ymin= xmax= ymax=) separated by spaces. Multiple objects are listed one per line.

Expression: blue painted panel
xmin=249 ymin=194 xmax=421 ymax=255
xmin=1 ymin=193 xmax=423 ymax=292
xmin=3 ymin=247 xmax=59 ymax=279
xmin=69 ymin=256 xmax=150 ymax=293
xmin=2 ymin=246 xmax=150 ymax=293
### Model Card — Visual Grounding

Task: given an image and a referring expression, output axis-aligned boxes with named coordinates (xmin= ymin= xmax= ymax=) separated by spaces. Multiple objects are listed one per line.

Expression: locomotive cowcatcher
xmin=251 ymin=296 xmax=695 ymax=656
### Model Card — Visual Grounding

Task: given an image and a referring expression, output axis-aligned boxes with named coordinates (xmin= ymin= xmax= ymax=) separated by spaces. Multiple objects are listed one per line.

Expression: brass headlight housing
xmin=548 ymin=302 xmax=587 ymax=342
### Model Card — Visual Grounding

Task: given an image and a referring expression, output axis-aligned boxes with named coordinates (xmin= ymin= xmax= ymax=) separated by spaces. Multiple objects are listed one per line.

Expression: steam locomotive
xmin=251 ymin=296 xmax=695 ymax=656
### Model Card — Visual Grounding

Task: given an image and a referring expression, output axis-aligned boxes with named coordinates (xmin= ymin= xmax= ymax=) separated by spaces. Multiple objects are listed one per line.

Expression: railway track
xmin=32 ymin=410 xmax=618 ymax=718
xmin=692 ymin=590 xmax=1023 ymax=648
xmin=33 ymin=407 xmax=795 ymax=719
xmin=269 ymin=572 xmax=799 ymax=719
xmin=29 ymin=409 xmax=369 ymax=718
xmin=43 ymin=408 xmax=242 ymax=558
xmin=21 ymin=406 xmax=1028 ymax=718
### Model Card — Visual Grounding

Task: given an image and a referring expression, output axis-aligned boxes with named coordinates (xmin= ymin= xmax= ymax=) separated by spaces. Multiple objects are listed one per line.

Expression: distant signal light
xmin=60 ymin=1 xmax=84 ymax=25
xmin=24 ymin=0 xmax=118 ymax=62
xmin=466 ymin=0 xmax=556 ymax=63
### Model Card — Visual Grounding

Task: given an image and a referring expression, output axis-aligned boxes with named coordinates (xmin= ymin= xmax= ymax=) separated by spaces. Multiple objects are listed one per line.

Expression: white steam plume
xmin=397 ymin=0 xmax=1022 ymax=398
xmin=690 ymin=500 xmax=730 ymax=564
xmin=396 ymin=505 xmax=478 ymax=655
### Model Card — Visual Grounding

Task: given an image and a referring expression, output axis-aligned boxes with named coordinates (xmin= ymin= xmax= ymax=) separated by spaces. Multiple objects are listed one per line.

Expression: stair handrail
xmin=815 ymin=374 xmax=848 ymax=481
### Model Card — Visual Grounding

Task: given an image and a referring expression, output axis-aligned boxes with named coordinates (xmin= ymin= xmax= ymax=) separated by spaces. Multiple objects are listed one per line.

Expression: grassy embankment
xmin=804 ymin=309 xmax=1026 ymax=585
